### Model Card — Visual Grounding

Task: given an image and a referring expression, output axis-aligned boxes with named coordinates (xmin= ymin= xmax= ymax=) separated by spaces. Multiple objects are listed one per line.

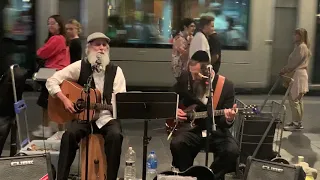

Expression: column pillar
xmin=80 ymin=0 xmax=107 ymax=37
xmin=36 ymin=0 xmax=58 ymax=48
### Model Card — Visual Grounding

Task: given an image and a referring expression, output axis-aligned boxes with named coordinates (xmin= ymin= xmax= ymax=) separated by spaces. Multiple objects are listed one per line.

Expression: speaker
xmin=239 ymin=115 xmax=280 ymax=164
xmin=0 ymin=154 xmax=55 ymax=180
xmin=244 ymin=157 xmax=306 ymax=180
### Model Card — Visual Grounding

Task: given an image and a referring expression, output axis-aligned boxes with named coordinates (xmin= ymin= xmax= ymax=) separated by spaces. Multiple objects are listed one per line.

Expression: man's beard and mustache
xmin=192 ymin=78 xmax=208 ymax=98
xmin=87 ymin=51 xmax=110 ymax=71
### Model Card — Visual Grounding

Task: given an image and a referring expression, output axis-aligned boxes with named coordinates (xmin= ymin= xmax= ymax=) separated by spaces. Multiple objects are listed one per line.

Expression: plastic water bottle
xmin=124 ymin=147 xmax=136 ymax=180
xmin=146 ymin=151 xmax=158 ymax=180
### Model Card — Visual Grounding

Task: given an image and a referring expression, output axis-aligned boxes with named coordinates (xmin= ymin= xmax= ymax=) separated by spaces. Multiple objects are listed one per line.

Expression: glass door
xmin=312 ymin=1 xmax=320 ymax=83
xmin=312 ymin=1 xmax=320 ymax=84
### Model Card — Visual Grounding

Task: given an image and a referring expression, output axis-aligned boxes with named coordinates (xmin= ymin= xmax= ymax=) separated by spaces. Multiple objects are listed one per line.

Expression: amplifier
xmin=244 ymin=157 xmax=306 ymax=180
xmin=0 ymin=154 xmax=55 ymax=180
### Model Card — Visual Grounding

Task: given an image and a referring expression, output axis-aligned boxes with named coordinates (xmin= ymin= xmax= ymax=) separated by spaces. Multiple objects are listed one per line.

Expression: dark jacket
xmin=174 ymin=71 xmax=235 ymax=137
xmin=208 ymin=33 xmax=222 ymax=73
xmin=77 ymin=59 xmax=118 ymax=105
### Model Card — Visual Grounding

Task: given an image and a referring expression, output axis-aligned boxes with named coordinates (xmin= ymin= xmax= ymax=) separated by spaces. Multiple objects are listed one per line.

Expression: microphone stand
xmin=82 ymin=56 xmax=101 ymax=180
xmin=205 ymin=66 xmax=216 ymax=167
xmin=83 ymin=70 xmax=94 ymax=180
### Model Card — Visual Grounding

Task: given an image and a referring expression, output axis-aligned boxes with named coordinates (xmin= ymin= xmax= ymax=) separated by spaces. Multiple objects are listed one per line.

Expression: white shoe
xmin=49 ymin=121 xmax=59 ymax=132
xmin=32 ymin=125 xmax=54 ymax=138
xmin=47 ymin=131 xmax=65 ymax=140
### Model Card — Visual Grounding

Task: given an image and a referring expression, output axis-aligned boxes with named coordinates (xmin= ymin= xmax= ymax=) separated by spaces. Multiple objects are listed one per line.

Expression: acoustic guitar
xmin=155 ymin=165 xmax=215 ymax=180
xmin=48 ymin=80 xmax=108 ymax=180
xmin=165 ymin=104 xmax=258 ymax=137
xmin=48 ymin=80 xmax=112 ymax=124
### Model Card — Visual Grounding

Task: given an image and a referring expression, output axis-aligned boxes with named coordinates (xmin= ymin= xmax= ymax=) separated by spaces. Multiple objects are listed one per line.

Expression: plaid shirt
xmin=172 ymin=32 xmax=193 ymax=78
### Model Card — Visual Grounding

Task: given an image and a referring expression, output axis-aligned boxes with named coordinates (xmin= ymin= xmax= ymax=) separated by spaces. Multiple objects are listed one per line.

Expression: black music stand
xmin=115 ymin=92 xmax=178 ymax=180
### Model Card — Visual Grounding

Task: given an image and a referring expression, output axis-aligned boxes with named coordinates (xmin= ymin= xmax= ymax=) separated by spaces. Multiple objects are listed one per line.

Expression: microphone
xmin=207 ymin=64 xmax=215 ymax=78
xmin=198 ymin=65 xmax=214 ymax=79
xmin=92 ymin=53 xmax=103 ymax=73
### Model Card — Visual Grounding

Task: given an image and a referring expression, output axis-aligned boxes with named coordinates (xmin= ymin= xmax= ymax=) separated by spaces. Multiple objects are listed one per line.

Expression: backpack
xmin=0 ymin=66 xmax=27 ymax=117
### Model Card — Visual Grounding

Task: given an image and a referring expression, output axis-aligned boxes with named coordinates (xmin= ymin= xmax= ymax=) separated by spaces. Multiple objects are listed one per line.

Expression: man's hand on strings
xmin=177 ymin=108 xmax=187 ymax=120
xmin=56 ymin=91 xmax=76 ymax=113
xmin=224 ymin=104 xmax=237 ymax=121
xmin=63 ymin=98 xmax=76 ymax=113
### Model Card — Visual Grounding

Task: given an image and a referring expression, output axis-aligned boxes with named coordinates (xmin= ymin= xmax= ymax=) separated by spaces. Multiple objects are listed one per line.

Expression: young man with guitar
xmin=46 ymin=32 xmax=126 ymax=180
xmin=170 ymin=50 xmax=240 ymax=180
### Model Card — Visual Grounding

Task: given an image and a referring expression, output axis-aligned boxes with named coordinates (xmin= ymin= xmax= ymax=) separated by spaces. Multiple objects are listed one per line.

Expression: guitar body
xmin=166 ymin=103 xmax=258 ymax=137
xmin=80 ymin=134 xmax=107 ymax=180
xmin=48 ymin=80 xmax=102 ymax=124
xmin=165 ymin=104 xmax=197 ymax=137
xmin=155 ymin=166 xmax=215 ymax=180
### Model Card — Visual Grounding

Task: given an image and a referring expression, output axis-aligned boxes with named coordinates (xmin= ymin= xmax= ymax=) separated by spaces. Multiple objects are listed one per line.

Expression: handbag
xmin=35 ymin=57 xmax=45 ymax=72
xmin=282 ymin=71 xmax=294 ymax=88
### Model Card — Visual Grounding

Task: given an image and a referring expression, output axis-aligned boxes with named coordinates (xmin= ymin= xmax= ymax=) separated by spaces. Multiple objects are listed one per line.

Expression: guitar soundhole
xmin=75 ymin=99 xmax=85 ymax=113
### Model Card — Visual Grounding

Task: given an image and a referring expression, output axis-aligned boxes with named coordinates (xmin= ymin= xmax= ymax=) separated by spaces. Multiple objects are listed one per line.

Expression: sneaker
xmin=284 ymin=122 xmax=304 ymax=131
xmin=49 ymin=121 xmax=59 ymax=132
xmin=171 ymin=166 xmax=180 ymax=173
xmin=32 ymin=125 xmax=54 ymax=138
xmin=285 ymin=122 xmax=294 ymax=126
xmin=47 ymin=131 xmax=65 ymax=140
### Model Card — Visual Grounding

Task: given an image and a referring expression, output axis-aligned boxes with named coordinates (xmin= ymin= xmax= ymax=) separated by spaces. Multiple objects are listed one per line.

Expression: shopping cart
xmin=234 ymin=75 xmax=294 ymax=176
xmin=239 ymin=100 xmax=287 ymax=163
xmin=232 ymin=98 xmax=247 ymax=141
xmin=0 ymin=64 xmax=56 ymax=180
xmin=7 ymin=64 xmax=30 ymax=155
xmin=0 ymin=64 xmax=28 ymax=156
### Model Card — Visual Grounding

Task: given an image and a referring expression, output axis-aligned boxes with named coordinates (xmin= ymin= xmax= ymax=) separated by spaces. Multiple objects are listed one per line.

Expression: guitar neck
xmin=90 ymin=103 xmax=113 ymax=111
xmin=194 ymin=109 xmax=225 ymax=119
xmin=193 ymin=107 xmax=250 ymax=119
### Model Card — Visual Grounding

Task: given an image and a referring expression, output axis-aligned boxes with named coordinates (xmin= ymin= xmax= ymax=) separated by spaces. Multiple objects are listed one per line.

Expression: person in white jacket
xmin=189 ymin=16 xmax=215 ymax=62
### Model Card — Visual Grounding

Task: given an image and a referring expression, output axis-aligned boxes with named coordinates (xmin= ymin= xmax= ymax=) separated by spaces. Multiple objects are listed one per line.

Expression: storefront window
xmin=105 ymin=0 xmax=179 ymax=48
xmin=182 ymin=0 xmax=250 ymax=49
xmin=105 ymin=0 xmax=250 ymax=49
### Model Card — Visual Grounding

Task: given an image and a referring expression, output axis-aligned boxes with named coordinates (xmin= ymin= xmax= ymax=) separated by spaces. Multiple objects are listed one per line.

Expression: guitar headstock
xmin=242 ymin=104 xmax=260 ymax=116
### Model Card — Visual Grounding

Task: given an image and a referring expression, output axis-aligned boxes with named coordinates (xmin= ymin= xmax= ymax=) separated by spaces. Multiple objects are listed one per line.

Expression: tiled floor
xmin=1 ymin=93 xmax=320 ymax=179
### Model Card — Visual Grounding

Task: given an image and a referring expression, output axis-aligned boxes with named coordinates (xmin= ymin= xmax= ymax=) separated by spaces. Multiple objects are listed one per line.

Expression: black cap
xmin=191 ymin=50 xmax=210 ymax=63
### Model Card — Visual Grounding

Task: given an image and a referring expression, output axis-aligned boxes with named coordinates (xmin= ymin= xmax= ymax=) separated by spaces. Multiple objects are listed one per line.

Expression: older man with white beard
xmin=46 ymin=32 xmax=126 ymax=180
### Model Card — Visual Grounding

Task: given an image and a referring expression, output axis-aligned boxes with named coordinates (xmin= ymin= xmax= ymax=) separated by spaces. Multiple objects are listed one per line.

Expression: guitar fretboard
xmin=89 ymin=103 xmax=113 ymax=111
xmin=193 ymin=107 xmax=252 ymax=119
xmin=194 ymin=109 xmax=225 ymax=119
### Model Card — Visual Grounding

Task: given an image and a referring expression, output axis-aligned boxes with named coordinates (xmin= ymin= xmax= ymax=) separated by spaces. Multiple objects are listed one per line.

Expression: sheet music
xmin=175 ymin=94 xmax=179 ymax=120
xmin=34 ymin=68 xmax=56 ymax=81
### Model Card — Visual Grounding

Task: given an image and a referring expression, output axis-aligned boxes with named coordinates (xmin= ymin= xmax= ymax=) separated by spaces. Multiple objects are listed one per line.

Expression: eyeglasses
xmin=47 ymin=22 xmax=57 ymax=26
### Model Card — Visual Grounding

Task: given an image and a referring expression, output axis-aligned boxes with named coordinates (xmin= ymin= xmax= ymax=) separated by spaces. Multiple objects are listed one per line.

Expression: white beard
xmin=87 ymin=51 xmax=110 ymax=71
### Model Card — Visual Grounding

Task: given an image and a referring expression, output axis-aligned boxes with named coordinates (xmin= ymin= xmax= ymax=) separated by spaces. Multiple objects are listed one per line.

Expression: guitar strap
xmin=213 ymin=75 xmax=225 ymax=109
